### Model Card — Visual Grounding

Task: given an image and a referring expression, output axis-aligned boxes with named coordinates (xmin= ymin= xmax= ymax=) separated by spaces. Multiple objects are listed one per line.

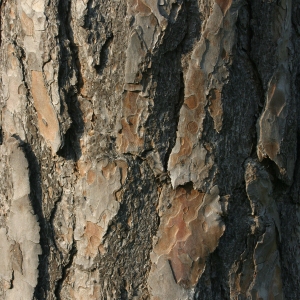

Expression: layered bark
xmin=0 ymin=0 xmax=299 ymax=299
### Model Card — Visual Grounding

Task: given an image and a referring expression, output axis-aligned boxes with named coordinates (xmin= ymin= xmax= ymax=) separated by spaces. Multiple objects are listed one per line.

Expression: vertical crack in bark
xmin=164 ymin=1 xmax=201 ymax=171
xmin=163 ymin=71 xmax=184 ymax=172
xmin=57 ymin=0 xmax=84 ymax=161
xmin=98 ymin=157 xmax=159 ymax=299
xmin=245 ymin=0 xmax=266 ymax=158
xmin=234 ymin=1 xmax=264 ymax=159
xmin=95 ymin=34 xmax=114 ymax=76
xmin=54 ymin=244 xmax=77 ymax=300
xmin=247 ymin=1 xmax=265 ymax=112
xmin=278 ymin=3 xmax=300 ymax=296
xmin=143 ymin=0 xmax=198 ymax=174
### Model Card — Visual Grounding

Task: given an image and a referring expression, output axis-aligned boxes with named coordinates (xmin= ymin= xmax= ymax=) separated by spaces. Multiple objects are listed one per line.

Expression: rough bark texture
xmin=0 ymin=0 xmax=299 ymax=299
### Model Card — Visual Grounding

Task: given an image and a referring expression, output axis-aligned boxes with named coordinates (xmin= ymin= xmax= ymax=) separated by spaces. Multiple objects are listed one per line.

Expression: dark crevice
xmin=244 ymin=1 xmax=293 ymax=187
xmin=57 ymin=0 xmax=84 ymax=161
xmin=84 ymin=0 xmax=94 ymax=29
xmin=168 ymin=259 xmax=180 ymax=284
xmin=197 ymin=186 xmax=254 ymax=300
xmin=176 ymin=72 xmax=185 ymax=121
xmin=95 ymin=34 xmax=114 ymax=75
xmin=292 ymin=3 xmax=300 ymax=36
xmin=237 ymin=2 xmax=264 ymax=160
xmin=144 ymin=0 xmax=199 ymax=173
xmin=194 ymin=2 xmax=267 ymax=296
xmin=54 ymin=244 xmax=77 ymax=300
xmin=169 ymin=2 xmax=182 ymax=24
xmin=260 ymin=156 xmax=290 ymax=191
xmin=13 ymin=42 xmax=32 ymax=111
xmin=176 ymin=181 xmax=194 ymax=192
xmin=158 ymin=5 xmax=169 ymax=20
xmin=99 ymin=158 xmax=159 ymax=299
xmin=48 ymin=191 xmax=64 ymax=253
xmin=140 ymin=147 xmax=155 ymax=159
xmin=290 ymin=83 xmax=300 ymax=197
xmin=246 ymin=1 xmax=265 ymax=113
xmin=278 ymin=202 xmax=300 ymax=300
xmin=121 ymin=1 xmax=200 ymax=178
xmin=163 ymin=71 xmax=184 ymax=172
xmin=0 ymin=127 xmax=3 ymax=145
xmin=180 ymin=0 xmax=202 ymax=54
xmin=119 ymin=281 xmax=129 ymax=300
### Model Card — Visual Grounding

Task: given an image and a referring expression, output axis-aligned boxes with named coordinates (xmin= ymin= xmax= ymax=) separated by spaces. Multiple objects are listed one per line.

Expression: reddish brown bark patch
xmin=215 ymin=0 xmax=232 ymax=15
xmin=87 ymin=170 xmax=96 ymax=185
xmin=184 ymin=95 xmax=198 ymax=110
xmin=187 ymin=121 xmax=198 ymax=134
xmin=84 ymin=222 xmax=104 ymax=258
xmin=31 ymin=71 xmax=61 ymax=154
xmin=116 ymin=91 xmax=145 ymax=153
xmin=20 ymin=11 xmax=34 ymax=36
xmin=136 ymin=0 xmax=152 ymax=14
xmin=154 ymin=186 xmax=225 ymax=288
xmin=169 ymin=137 xmax=193 ymax=167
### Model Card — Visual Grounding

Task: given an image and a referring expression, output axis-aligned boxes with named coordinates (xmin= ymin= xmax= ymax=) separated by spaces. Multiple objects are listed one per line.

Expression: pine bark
xmin=0 ymin=0 xmax=299 ymax=299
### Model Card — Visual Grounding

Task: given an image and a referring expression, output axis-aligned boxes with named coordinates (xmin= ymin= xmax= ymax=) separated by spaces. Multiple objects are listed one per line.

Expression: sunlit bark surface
xmin=0 ymin=0 xmax=299 ymax=299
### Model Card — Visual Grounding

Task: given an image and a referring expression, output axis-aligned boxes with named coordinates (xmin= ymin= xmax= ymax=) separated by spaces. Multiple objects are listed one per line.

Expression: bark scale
xmin=0 ymin=0 xmax=299 ymax=299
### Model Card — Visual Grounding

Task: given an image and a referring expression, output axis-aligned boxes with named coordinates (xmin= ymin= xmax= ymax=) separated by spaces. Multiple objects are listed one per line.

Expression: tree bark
xmin=0 ymin=0 xmax=299 ymax=299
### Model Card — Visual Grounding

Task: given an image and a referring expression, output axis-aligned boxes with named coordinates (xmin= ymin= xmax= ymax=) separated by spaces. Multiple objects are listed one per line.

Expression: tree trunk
xmin=0 ymin=0 xmax=299 ymax=299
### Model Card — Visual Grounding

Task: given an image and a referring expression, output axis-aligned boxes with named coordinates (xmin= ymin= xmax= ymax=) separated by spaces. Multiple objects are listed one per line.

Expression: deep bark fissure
xmin=57 ymin=0 xmax=84 ymax=161
xmin=163 ymin=70 xmax=184 ymax=172
xmin=54 ymin=244 xmax=78 ymax=300
xmin=95 ymin=34 xmax=114 ymax=76
xmin=247 ymin=0 xmax=265 ymax=113
xmin=99 ymin=157 xmax=159 ymax=299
